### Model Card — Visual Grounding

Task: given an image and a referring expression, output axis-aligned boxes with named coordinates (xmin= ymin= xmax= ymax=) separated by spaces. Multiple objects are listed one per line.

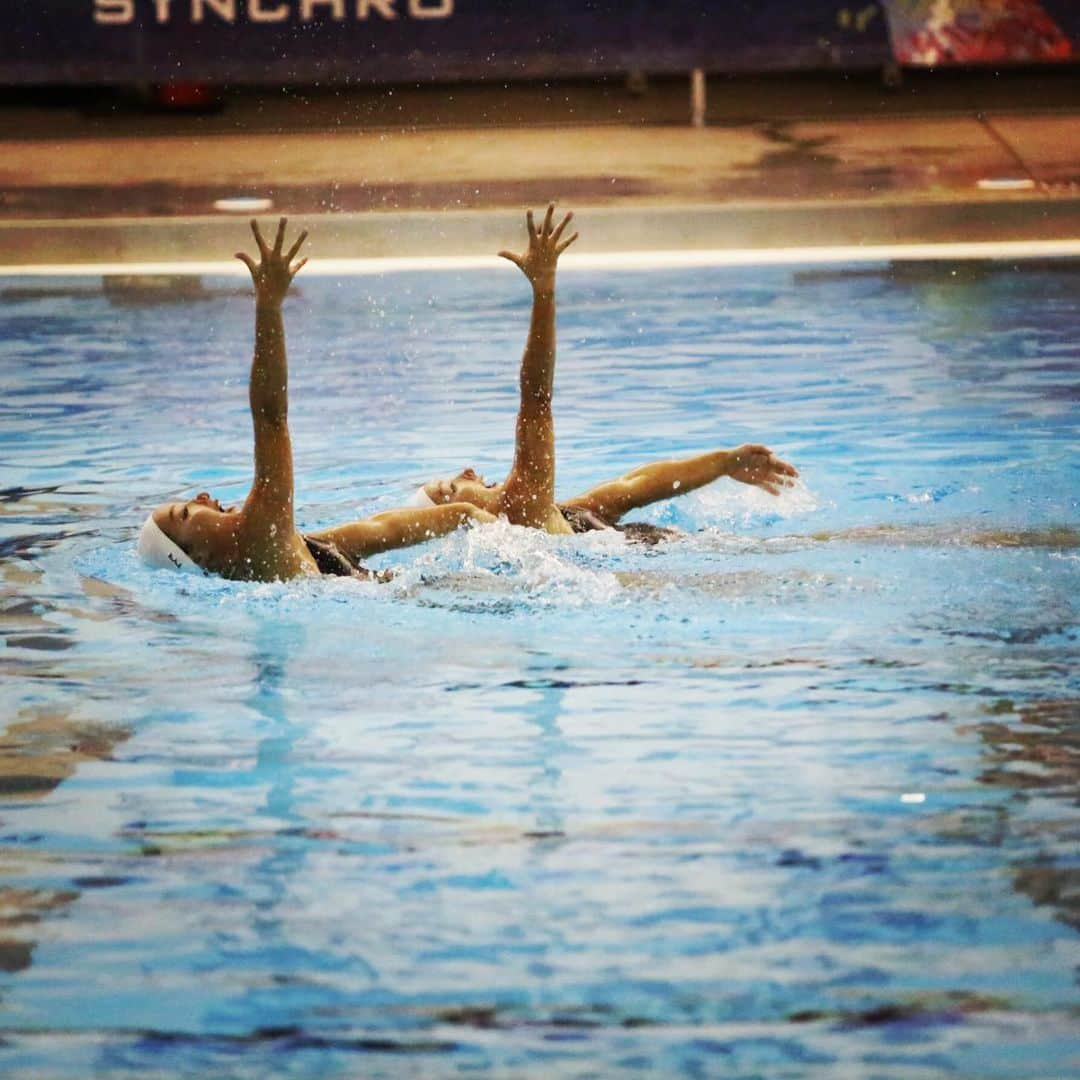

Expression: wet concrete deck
xmin=1 ymin=72 xmax=1078 ymax=269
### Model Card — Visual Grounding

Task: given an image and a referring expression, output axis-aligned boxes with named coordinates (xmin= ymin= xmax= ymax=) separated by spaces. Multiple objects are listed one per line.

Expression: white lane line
xmin=2 ymin=239 xmax=1079 ymax=277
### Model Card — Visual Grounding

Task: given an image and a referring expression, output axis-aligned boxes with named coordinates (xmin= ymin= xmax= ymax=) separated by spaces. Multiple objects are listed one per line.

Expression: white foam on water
xmin=388 ymin=517 xmax=624 ymax=607
xmin=668 ymin=478 xmax=823 ymax=533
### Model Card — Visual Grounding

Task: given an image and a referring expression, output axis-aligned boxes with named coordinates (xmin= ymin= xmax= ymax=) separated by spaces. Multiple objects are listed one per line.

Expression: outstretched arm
xmin=563 ymin=444 xmax=799 ymax=523
xmin=235 ymin=218 xmax=308 ymax=541
xmin=496 ymin=204 xmax=578 ymax=528
xmin=307 ymin=503 xmax=496 ymax=560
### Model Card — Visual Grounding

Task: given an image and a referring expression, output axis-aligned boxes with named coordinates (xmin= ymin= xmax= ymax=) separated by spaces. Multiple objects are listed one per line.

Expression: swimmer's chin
xmin=424 ymin=477 xmax=504 ymax=514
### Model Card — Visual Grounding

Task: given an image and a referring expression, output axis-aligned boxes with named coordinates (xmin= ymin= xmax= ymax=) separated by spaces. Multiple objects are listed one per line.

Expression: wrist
xmin=531 ymin=272 xmax=556 ymax=294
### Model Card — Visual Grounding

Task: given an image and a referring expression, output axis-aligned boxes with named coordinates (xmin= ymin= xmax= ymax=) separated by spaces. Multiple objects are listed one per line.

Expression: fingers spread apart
xmin=502 ymin=205 xmax=579 ymax=270
xmin=286 ymin=229 xmax=308 ymax=263
xmin=272 ymin=217 xmax=287 ymax=256
xmin=250 ymin=218 xmax=269 ymax=258
xmin=526 ymin=203 xmax=576 ymax=246
xmin=239 ymin=218 xmax=309 ymax=288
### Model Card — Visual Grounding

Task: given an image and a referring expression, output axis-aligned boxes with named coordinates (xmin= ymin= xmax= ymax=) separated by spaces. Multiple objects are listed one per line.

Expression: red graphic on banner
xmin=884 ymin=0 xmax=1072 ymax=65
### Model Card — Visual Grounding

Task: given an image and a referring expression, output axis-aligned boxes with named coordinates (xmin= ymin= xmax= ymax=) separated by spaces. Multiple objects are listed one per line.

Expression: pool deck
xmin=1 ymin=72 xmax=1079 ymax=270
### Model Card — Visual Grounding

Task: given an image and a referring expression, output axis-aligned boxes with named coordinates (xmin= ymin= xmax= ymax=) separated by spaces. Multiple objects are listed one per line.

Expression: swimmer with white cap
xmin=140 ymin=219 xmax=494 ymax=582
xmin=137 ymin=513 xmax=201 ymax=572
xmin=412 ymin=205 xmax=799 ymax=540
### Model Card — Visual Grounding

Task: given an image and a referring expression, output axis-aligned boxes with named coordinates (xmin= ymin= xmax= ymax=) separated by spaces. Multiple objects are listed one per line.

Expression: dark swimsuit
xmin=558 ymin=506 xmax=677 ymax=546
xmin=303 ymin=535 xmax=390 ymax=581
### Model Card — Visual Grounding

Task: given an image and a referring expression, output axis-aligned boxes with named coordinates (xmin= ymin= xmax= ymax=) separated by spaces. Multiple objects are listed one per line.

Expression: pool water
xmin=0 ymin=260 xmax=1077 ymax=1078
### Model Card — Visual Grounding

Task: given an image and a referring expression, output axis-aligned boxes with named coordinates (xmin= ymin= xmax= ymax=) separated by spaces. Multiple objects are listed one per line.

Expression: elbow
xmin=444 ymin=502 xmax=492 ymax=526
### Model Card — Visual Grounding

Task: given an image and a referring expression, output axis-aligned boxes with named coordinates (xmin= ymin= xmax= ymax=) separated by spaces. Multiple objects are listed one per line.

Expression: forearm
xmin=312 ymin=504 xmax=489 ymax=559
xmin=623 ymin=450 xmax=730 ymax=494
xmin=370 ymin=504 xmax=488 ymax=546
xmin=565 ymin=449 xmax=730 ymax=521
xmin=505 ymin=279 xmax=557 ymax=499
xmin=249 ymin=301 xmax=288 ymax=425
xmin=519 ymin=278 xmax=556 ymax=403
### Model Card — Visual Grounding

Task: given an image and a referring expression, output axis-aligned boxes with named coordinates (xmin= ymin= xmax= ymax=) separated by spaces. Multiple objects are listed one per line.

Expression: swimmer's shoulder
xmin=224 ymin=518 xmax=319 ymax=582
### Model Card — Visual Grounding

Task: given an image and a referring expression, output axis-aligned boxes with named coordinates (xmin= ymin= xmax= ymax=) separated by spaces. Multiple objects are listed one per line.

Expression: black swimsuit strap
xmin=559 ymin=505 xmax=613 ymax=533
xmin=302 ymin=535 xmax=375 ymax=580
xmin=559 ymin=507 xmax=678 ymax=546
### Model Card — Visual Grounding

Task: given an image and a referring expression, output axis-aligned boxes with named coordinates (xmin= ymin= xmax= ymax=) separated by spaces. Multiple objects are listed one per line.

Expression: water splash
xmin=638 ymin=478 xmax=823 ymax=535
xmin=387 ymin=518 xmax=624 ymax=608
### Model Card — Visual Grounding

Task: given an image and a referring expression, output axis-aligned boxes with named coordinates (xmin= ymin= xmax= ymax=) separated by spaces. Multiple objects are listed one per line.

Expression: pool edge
xmin=2 ymin=197 xmax=1080 ymax=276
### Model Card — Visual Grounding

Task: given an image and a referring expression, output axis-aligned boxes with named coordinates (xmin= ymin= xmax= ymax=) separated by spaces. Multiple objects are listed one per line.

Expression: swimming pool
xmin=0 ymin=257 xmax=1077 ymax=1078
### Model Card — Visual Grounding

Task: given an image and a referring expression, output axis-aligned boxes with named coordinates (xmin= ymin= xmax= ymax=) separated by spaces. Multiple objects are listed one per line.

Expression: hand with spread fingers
xmin=236 ymin=217 xmax=308 ymax=307
xmin=726 ymin=443 xmax=800 ymax=496
xmin=499 ymin=203 xmax=578 ymax=289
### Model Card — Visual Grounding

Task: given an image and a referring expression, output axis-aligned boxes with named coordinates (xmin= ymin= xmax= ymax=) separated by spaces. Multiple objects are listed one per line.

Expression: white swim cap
xmin=137 ymin=514 xmax=201 ymax=573
xmin=404 ymin=485 xmax=437 ymax=509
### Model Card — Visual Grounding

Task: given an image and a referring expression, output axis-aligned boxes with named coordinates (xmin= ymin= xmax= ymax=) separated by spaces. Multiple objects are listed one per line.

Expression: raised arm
xmin=563 ymin=444 xmax=799 ymax=523
xmin=234 ymin=218 xmax=308 ymax=541
xmin=496 ymin=204 xmax=578 ymax=529
xmin=307 ymin=503 xmax=496 ymax=561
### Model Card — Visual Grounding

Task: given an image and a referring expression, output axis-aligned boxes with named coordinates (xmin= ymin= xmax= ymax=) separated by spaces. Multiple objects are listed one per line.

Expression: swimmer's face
xmin=152 ymin=492 xmax=237 ymax=562
xmin=423 ymin=469 xmax=502 ymax=512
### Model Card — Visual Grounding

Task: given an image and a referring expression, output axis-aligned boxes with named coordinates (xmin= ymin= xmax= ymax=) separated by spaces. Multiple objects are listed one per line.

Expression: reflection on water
xmin=0 ymin=709 xmax=124 ymax=800
xmin=0 ymin=550 xmax=133 ymax=992
xmin=805 ymin=524 xmax=1080 ymax=549
xmin=0 ymin=704 xmax=128 ymax=982
xmin=966 ymin=698 xmax=1080 ymax=931
xmin=1 ymin=279 xmax=249 ymax=307
xmin=0 ymin=887 xmax=77 ymax=976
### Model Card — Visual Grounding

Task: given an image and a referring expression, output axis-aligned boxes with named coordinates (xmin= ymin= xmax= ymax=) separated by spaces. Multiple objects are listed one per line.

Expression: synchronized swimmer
xmin=138 ymin=218 xmax=494 ymax=581
xmin=139 ymin=210 xmax=797 ymax=582
xmin=409 ymin=204 xmax=798 ymax=539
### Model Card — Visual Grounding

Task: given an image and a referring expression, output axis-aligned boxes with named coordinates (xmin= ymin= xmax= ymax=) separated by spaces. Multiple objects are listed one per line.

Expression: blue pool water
xmin=0 ymin=260 xmax=1077 ymax=1078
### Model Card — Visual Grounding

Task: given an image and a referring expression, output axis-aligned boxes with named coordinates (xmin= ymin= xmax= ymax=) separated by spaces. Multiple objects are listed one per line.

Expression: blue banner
xmin=5 ymin=1 xmax=894 ymax=85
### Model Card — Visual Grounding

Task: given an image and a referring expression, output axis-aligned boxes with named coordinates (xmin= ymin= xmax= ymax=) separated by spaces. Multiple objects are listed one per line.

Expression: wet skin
xmin=148 ymin=220 xmax=494 ymax=582
xmin=421 ymin=206 xmax=798 ymax=533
